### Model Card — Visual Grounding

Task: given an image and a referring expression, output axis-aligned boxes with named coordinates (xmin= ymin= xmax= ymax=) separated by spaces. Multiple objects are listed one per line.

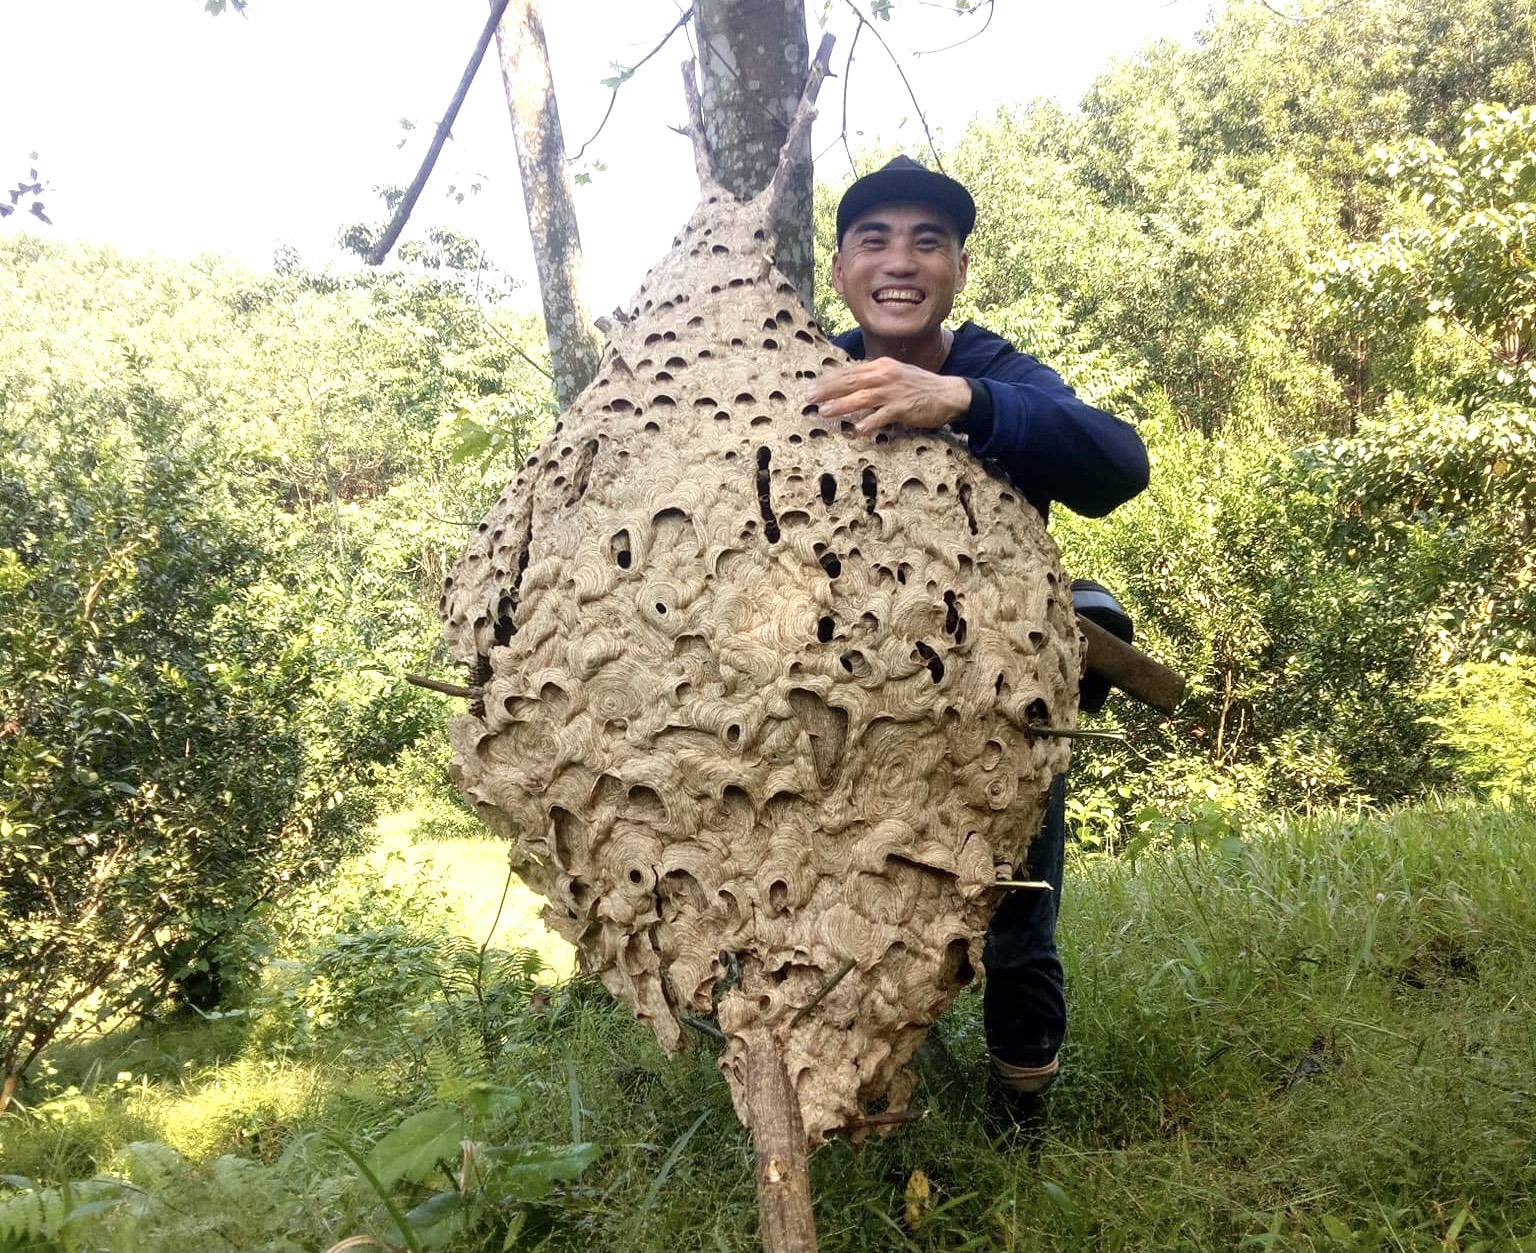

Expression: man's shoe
xmin=984 ymin=1052 xmax=1058 ymax=1140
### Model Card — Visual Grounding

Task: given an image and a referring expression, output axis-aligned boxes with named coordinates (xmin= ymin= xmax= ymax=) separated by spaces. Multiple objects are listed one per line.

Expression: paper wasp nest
xmin=440 ymin=177 xmax=1081 ymax=1147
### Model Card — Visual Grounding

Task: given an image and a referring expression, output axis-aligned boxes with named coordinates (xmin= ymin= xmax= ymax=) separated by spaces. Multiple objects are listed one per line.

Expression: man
xmin=807 ymin=156 xmax=1149 ymax=1117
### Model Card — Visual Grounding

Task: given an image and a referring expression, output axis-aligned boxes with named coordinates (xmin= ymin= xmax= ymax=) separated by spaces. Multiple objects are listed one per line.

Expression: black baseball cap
xmin=835 ymin=155 xmax=976 ymax=245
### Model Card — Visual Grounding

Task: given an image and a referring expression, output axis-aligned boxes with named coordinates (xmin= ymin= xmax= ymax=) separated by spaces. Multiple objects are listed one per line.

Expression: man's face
xmin=831 ymin=202 xmax=969 ymax=347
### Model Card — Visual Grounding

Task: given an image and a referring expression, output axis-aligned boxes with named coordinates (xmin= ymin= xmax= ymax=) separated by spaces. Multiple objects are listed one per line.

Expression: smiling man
xmin=809 ymin=156 xmax=1149 ymax=1124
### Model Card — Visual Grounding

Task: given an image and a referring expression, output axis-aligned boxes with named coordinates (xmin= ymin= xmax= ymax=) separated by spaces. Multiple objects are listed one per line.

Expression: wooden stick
xmin=681 ymin=1013 xmax=725 ymax=1042
xmin=763 ymin=34 xmax=835 ymax=227
xmin=842 ymin=1108 xmax=925 ymax=1131
xmin=1076 ymin=613 xmax=1187 ymax=714
xmin=405 ymin=673 xmax=479 ymax=700
xmin=1018 ymin=726 xmax=1127 ymax=742
xmin=790 ymin=956 xmax=856 ymax=1027
xmin=743 ymin=1031 xmax=818 ymax=1253
xmin=680 ymin=62 xmax=720 ymax=192
xmin=367 ymin=0 xmax=512 ymax=266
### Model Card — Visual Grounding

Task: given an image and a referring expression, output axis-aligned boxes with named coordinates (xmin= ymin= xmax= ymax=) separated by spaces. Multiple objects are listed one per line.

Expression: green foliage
xmin=1296 ymin=401 xmax=1536 ymax=659
xmin=806 ymin=0 xmax=1536 ymax=818
xmin=1052 ymin=391 xmax=1536 ymax=827
xmin=0 ymin=368 xmax=381 ymax=1104
xmin=8 ymin=1 xmax=1536 ymax=1244
xmin=0 ymin=824 xmax=593 ymax=1253
xmin=6 ymin=805 xmax=1533 ymax=1251
xmin=1315 ymin=103 xmax=1536 ymax=407
xmin=340 ymin=1095 xmax=596 ymax=1253
xmin=1421 ymin=656 xmax=1536 ymax=801
xmin=0 ymin=1175 xmax=133 ymax=1253
xmin=0 ymin=234 xmax=554 ymax=1100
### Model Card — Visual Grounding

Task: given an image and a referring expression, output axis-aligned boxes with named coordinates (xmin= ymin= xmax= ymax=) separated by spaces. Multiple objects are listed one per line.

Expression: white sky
xmin=1 ymin=0 xmax=1208 ymax=313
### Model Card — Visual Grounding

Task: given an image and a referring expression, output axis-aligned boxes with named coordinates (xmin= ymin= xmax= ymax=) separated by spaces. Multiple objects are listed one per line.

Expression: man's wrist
xmin=953 ymin=377 xmax=995 ymax=444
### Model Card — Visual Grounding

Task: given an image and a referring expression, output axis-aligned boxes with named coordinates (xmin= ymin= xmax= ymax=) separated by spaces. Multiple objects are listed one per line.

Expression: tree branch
xmin=681 ymin=61 xmax=719 ymax=191
xmin=568 ymin=6 xmax=696 ymax=166
xmin=367 ymin=0 xmax=512 ymax=266
xmin=913 ymin=0 xmax=995 ymax=57
xmin=840 ymin=0 xmax=944 ymax=172
xmin=406 ymin=673 xmax=481 ymax=699
xmin=764 ymin=34 xmax=836 ymax=228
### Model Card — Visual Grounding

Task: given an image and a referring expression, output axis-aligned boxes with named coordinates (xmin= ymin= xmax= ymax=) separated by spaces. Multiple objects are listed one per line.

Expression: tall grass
xmin=2 ymin=803 xmax=1532 ymax=1252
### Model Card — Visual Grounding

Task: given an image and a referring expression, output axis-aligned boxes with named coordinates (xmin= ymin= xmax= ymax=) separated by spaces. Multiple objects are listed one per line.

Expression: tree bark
xmin=492 ymin=0 xmax=602 ymax=408
xmin=743 ymin=1029 xmax=819 ymax=1253
xmin=695 ymin=0 xmax=814 ymax=307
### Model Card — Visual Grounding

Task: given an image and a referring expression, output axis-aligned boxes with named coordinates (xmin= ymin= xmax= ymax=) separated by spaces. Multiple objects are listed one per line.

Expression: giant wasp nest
xmin=439 ymin=73 xmax=1082 ymax=1151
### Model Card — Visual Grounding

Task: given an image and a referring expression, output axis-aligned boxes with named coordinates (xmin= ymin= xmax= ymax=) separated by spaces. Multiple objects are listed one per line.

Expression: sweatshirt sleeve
xmin=953 ymin=358 xmax=1149 ymax=518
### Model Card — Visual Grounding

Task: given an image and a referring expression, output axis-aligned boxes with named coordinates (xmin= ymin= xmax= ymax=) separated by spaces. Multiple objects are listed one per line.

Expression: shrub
xmin=0 ymin=374 xmax=419 ymax=1110
xmin=1420 ymin=656 xmax=1536 ymax=802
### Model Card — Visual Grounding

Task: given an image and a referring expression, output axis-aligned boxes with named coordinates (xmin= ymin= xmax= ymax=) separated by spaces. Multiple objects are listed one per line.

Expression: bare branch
xmin=790 ymin=956 xmax=857 ymax=1026
xmin=568 ymin=6 xmax=696 ymax=165
xmin=913 ymin=0 xmax=995 ymax=56
xmin=476 ymin=309 xmax=556 ymax=380
xmin=841 ymin=0 xmax=945 ymax=172
xmin=681 ymin=61 xmax=720 ymax=190
xmin=406 ymin=673 xmax=481 ymax=699
xmin=839 ymin=20 xmax=863 ymax=180
xmin=367 ymin=0 xmax=512 ymax=266
xmin=468 ymin=242 xmax=556 ymax=381
xmin=763 ymin=34 xmax=836 ymax=225
xmin=1252 ymin=0 xmax=1361 ymax=23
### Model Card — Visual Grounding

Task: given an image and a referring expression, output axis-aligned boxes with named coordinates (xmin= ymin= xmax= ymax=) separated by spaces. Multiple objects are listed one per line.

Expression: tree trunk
xmin=492 ymin=0 xmax=602 ymax=408
xmin=695 ymin=0 xmax=814 ymax=307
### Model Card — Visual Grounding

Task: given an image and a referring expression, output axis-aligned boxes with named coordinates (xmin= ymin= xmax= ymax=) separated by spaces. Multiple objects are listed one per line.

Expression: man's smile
xmin=873 ymin=287 xmax=925 ymax=305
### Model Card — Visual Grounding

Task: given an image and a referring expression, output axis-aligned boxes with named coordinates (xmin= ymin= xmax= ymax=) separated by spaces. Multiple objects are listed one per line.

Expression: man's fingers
xmin=807 ymin=360 xmax=888 ymax=402
xmin=814 ymin=386 xmax=885 ymax=419
xmin=853 ymin=406 xmax=900 ymax=436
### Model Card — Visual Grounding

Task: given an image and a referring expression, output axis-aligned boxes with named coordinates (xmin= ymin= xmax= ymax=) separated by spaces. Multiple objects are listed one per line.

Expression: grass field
xmin=2 ymin=801 xmax=1532 ymax=1252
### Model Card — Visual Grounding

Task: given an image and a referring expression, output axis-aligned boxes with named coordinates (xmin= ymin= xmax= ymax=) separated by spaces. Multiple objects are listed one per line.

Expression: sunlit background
xmin=3 ymin=0 xmax=1205 ymax=312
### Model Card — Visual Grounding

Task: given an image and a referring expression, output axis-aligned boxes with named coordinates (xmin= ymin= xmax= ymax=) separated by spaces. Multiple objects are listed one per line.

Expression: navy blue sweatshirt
xmin=831 ymin=321 xmax=1149 ymax=520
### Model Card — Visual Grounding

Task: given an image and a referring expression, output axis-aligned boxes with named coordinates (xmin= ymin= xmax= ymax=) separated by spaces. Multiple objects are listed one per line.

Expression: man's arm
xmin=954 ymin=359 xmax=1148 ymax=519
xmin=807 ymin=354 xmax=1148 ymax=519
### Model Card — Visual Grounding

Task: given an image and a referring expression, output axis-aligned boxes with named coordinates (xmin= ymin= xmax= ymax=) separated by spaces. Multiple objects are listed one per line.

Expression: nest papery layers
xmin=441 ymin=190 xmax=1081 ymax=1145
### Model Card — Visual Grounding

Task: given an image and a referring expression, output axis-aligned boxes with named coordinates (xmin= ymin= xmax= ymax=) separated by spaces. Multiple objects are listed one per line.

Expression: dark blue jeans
xmin=981 ymin=774 xmax=1067 ymax=1068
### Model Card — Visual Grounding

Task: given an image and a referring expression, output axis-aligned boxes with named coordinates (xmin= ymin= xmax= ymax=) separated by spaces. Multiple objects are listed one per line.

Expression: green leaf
xmin=329 ymin=1135 xmax=424 ymax=1253
xmin=1040 ymin=1178 xmax=1076 ymax=1216
xmin=449 ymin=419 xmax=492 ymax=464
xmin=643 ymin=1113 xmax=706 ymax=1210
xmin=59 ymin=1196 xmax=123 ymax=1228
xmin=405 ymin=1190 xmax=479 ymax=1252
xmin=367 ymin=1106 xmax=466 ymax=1189
xmin=482 ymin=1142 xmax=596 ymax=1202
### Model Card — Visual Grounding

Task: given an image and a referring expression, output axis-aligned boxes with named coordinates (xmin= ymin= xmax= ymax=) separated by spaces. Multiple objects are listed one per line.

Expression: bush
xmin=1420 ymin=656 xmax=1536 ymax=802
xmin=1051 ymin=395 xmax=1536 ymax=834
xmin=0 ymin=369 xmax=420 ymax=1110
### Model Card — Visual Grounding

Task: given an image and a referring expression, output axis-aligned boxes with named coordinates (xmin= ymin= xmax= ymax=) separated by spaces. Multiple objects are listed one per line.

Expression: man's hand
xmin=807 ymin=358 xmax=972 ymax=437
